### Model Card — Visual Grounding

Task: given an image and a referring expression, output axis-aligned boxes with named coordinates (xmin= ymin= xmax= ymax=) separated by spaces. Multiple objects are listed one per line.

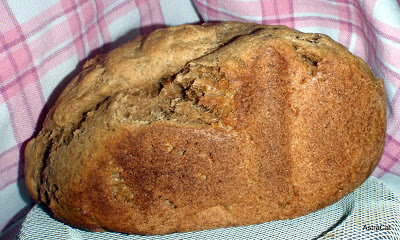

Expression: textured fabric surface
xmin=1 ymin=0 xmax=400 ymax=239
xmin=17 ymin=177 xmax=400 ymax=239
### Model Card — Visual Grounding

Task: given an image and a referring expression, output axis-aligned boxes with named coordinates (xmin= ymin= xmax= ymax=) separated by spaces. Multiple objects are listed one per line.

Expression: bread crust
xmin=25 ymin=22 xmax=386 ymax=235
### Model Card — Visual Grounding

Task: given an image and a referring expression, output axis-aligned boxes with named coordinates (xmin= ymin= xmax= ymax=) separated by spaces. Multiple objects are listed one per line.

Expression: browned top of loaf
xmin=25 ymin=21 xmax=386 ymax=235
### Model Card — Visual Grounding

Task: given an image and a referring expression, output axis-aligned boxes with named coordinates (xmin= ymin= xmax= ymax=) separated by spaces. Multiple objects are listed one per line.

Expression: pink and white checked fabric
xmin=1 ymin=0 xmax=399 ymax=239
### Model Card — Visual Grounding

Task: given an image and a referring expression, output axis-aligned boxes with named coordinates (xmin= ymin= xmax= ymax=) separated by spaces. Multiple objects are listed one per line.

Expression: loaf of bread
xmin=25 ymin=21 xmax=386 ymax=235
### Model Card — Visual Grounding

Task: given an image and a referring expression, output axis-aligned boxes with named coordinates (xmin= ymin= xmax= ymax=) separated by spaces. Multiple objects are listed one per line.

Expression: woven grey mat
xmin=18 ymin=176 xmax=400 ymax=239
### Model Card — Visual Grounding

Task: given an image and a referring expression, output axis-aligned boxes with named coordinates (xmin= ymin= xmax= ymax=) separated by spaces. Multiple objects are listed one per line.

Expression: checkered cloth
xmin=1 ymin=0 xmax=400 ymax=239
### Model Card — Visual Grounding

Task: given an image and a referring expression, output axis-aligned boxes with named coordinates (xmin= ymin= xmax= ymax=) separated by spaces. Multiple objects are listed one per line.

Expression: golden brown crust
xmin=24 ymin=21 xmax=386 ymax=235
